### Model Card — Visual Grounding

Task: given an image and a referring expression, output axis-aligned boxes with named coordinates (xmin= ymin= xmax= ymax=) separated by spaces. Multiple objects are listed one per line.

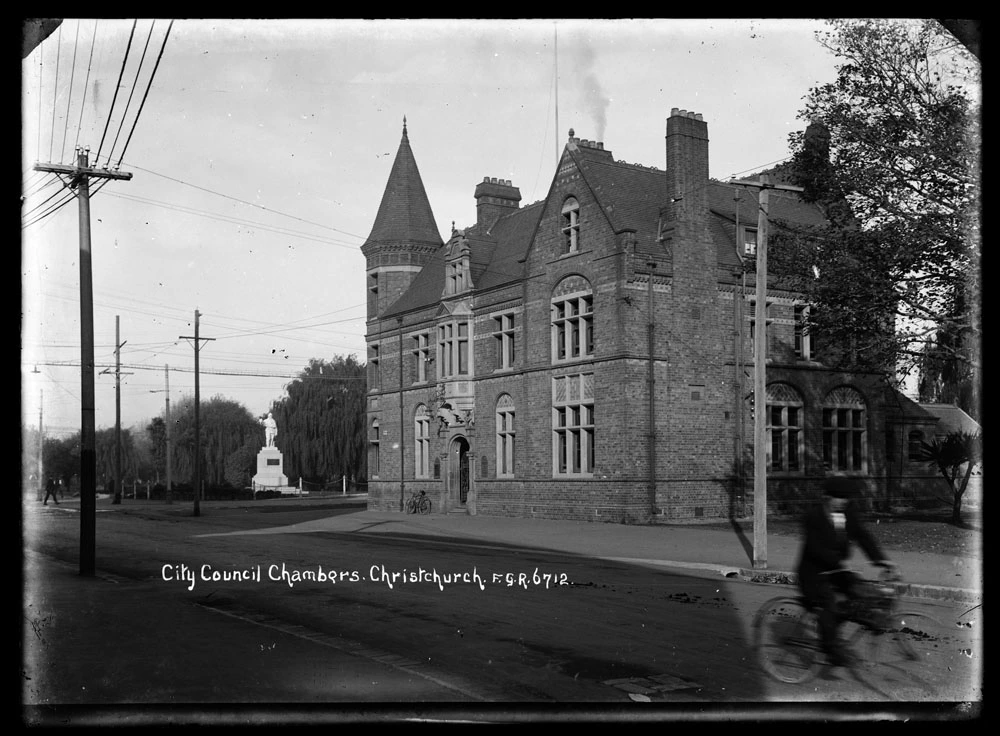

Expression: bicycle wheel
xmin=405 ymin=498 xmax=416 ymax=514
xmin=417 ymin=496 xmax=431 ymax=514
xmin=754 ymin=597 xmax=823 ymax=684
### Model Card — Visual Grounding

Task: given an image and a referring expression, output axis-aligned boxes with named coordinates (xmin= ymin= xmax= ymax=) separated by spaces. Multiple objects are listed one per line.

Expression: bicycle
xmin=752 ymin=564 xmax=945 ymax=684
xmin=405 ymin=490 xmax=431 ymax=515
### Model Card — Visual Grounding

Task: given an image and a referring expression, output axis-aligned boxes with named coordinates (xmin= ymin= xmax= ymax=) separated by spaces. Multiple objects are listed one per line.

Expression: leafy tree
xmin=162 ymin=395 xmax=260 ymax=489
xmin=270 ymin=356 xmax=367 ymax=485
xmin=40 ymin=434 xmax=79 ymax=489
xmin=95 ymin=426 xmax=142 ymax=493
xmin=916 ymin=292 xmax=977 ymax=418
xmin=771 ymin=19 xmax=980 ymax=409
xmin=224 ymin=442 xmax=258 ymax=489
xmin=146 ymin=417 xmax=168 ymax=483
xmin=915 ymin=431 xmax=981 ymax=525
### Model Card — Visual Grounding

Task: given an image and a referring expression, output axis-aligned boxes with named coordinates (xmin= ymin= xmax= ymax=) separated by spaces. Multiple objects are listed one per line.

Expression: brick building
xmin=361 ymin=110 xmax=946 ymax=522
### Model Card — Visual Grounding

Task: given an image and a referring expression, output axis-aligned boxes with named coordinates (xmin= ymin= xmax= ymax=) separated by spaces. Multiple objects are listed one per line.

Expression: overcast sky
xmin=21 ymin=18 xmax=842 ymax=441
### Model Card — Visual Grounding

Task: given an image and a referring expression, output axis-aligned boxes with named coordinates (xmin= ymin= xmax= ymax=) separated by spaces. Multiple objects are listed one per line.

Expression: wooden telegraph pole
xmin=35 ymin=148 xmax=131 ymax=576
xmin=165 ymin=365 xmax=173 ymax=504
xmin=150 ymin=364 xmax=173 ymax=503
xmin=729 ymin=174 xmax=804 ymax=569
xmin=111 ymin=316 xmax=131 ymax=504
xmin=180 ymin=310 xmax=214 ymax=516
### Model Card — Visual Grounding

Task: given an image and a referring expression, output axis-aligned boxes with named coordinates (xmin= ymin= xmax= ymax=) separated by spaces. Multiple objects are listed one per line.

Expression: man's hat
xmin=823 ymin=476 xmax=857 ymax=499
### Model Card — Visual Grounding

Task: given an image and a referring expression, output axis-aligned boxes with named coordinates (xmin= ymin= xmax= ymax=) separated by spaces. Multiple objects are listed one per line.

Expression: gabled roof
xmin=706 ymin=181 xmax=828 ymax=272
xmin=918 ymin=403 xmax=981 ymax=437
xmin=364 ymin=120 xmax=442 ymax=248
xmin=378 ymin=134 xmax=833 ymax=317
xmin=565 ymin=145 xmax=668 ymax=261
xmin=382 ymin=202 xmax=544 ymax=317
xmin=886 ymin=391 xmax=940 ymax=424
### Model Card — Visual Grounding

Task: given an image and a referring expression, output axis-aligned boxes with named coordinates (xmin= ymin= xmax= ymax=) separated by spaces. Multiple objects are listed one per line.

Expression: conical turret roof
xmin=364 ymin=119 xmax=442 ymax=247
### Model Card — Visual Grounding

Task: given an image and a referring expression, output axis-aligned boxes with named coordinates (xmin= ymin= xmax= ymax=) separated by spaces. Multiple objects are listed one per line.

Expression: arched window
xmin=414 ymin=405 xmax=431 ymax=478
xmin=561 ymin=197 xmax=580 ymax=254
xmin=496 ymin=394 xmax=516 ymax=477
xmin=369 ymin=419 xmax=380 ymax=477
xmin=551 ymin=275 xmax=594 ymax=363
xmin=766 ymin=383 xmax=804 ymax=473
xmin=822 ymin=387 xmax=868 ymax=473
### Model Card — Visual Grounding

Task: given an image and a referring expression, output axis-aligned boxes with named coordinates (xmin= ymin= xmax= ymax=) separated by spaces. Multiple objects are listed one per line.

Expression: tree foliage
xmin=269 ymin=356 xmax=367 ymax=485
xmin=771 ymin=20 xmax=980 ymax=408
xmin=155 ymin=395 xmax=260 ymax=488
xmin=915 ymin=430 xmax=981 ymax=525
xmin=95 ymin=427 xmax=144 ymax=489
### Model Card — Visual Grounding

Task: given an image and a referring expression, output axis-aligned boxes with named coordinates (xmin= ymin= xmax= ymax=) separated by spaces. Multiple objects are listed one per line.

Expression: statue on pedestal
xmin=261 ymin=412 xmax=278 ymax=448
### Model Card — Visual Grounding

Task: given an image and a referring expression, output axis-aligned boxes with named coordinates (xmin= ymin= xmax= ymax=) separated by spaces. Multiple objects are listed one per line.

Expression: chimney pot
xmin=671 ymin=107 xmax=679 ymax=116
xmin=695 ymin=113 xmax=703 ymax=121
xmin=483 ymin=176 xmax=490 ymax=182
xmin=597 ymin=142 xmax=604 ymax=150
xmin=491 ymin=177 xmax=497 ymax=184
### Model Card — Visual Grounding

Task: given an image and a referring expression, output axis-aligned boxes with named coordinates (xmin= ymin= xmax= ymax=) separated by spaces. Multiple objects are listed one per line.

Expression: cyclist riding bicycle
xmin=796 ymin=476 xmax=896 ymax=667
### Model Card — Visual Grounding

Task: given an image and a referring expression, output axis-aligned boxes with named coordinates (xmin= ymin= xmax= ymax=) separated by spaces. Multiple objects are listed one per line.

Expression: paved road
xmin=22 ymin=498 xmax=982 ymax=724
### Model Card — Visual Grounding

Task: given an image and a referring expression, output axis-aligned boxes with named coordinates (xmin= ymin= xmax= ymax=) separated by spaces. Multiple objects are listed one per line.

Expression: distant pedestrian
xmin=43 ymin=477 xmax=60 ymax=505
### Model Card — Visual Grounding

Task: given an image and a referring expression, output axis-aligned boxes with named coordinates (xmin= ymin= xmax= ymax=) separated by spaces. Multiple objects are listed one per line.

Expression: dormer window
xmin=447 ymin=261 xmax=467 ymax=294
xmin=741 ymin=227 xmax=758 ymax=257
xmin=561 ymin=197 xmax=580 ymax=254
xmin=443 ymin=235 xmax=473 ymax=296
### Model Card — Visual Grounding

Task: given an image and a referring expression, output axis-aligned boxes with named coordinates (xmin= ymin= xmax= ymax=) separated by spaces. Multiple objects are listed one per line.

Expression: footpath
xmin=22 ymin=494 xmax=982 ymax=717
xmin=155 ymin=493 xmax=981 ymax=603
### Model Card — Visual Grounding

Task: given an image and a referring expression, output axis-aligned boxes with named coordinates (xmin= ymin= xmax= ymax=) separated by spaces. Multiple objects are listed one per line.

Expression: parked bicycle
xmin=752 ymin=564 xmax=945 ymax=684
xmin=405 ymin=490 xmax=431 ymax=515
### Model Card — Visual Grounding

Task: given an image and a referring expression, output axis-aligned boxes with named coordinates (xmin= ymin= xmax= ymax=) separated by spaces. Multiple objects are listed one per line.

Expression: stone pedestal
xmin=252 ymin=446 xmax=288 ymax=489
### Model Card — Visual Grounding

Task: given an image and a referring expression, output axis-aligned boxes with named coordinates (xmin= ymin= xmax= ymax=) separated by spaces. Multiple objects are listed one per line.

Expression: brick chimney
xmin=474 ymin=177 xmax=521 ymax=232
xmin=665 ymin=108 xmax=709 ymax=225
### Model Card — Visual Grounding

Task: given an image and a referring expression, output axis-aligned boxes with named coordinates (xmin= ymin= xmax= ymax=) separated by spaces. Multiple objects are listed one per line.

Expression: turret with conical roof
xmin=362 ymin=118 xmax=443 ymax=320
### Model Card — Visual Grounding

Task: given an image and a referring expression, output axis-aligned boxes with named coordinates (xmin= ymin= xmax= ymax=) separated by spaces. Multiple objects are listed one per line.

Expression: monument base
xmin=252 ymin=446 xmax=288 ymax=488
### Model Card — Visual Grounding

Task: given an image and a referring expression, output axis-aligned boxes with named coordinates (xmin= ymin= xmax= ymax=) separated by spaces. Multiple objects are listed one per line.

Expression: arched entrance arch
xmin=448 ymin=435 xmax=471 ymax=508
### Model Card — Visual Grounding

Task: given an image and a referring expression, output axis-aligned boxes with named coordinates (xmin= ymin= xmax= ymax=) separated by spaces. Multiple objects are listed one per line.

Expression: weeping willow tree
xmin=95 ymin=427 xmax=142 ymax=488
xmin=162 ymin=395 xmax=260 ymax=487
xmin=270 ymin=355 xmax=367 ymax=485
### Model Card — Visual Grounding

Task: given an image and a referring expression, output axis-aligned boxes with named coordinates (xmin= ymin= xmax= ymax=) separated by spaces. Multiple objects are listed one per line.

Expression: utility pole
xmin=150 ymin=365 xmax=173 ymax=503
xmin=35 ymin=147 xmax=132 ymax=577
xmin=112 ymin=316 xmax=130 ymax=504
xmin=730 ymin=174 xmax=804 ymax=569
xmin=38 ymin=389 xmax=44 ymax=501
xmin=165 ymin=365 xmax=172 ymax=504
xmin=180 ymin=310 xmax=214 ymax=517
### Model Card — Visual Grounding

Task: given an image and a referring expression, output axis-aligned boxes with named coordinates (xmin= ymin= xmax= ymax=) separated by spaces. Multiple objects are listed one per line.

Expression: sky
xmin=21 ymin=18 xmax=844 ymax=441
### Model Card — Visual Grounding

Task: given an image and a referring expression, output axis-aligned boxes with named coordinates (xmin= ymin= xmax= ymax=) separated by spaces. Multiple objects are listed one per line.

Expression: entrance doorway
xmin=449 ymin=436 xmax=470 ymax=506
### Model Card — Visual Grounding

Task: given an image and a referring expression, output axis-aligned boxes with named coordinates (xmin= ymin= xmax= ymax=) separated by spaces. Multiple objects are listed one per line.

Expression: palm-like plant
xmin=915 ymin=431 xmax=982 ymax=525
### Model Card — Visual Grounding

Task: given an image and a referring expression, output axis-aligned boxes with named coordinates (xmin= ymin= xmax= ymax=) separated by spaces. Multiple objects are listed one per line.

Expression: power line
xmin=102 ymin=191 xmax=363 ymax=249
xmin=59 ymin=20 xmax=82 ymax=163
xmin=73 ymin=21 xmax=99 ymax=155
xmin=124 ymin=163 xmax=367 ymax=242
xmin=96 ymin=19 xmax=136 ymax=165
xmin=115 ymin=20 xmax=173 ymax=168
xmin=48 ymin=23 xmax=62 ymax=163
xmin=30 ymin=360 xmax=367 ymax=380
xmin=107 ymin=20 xmax=154 ymax=167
